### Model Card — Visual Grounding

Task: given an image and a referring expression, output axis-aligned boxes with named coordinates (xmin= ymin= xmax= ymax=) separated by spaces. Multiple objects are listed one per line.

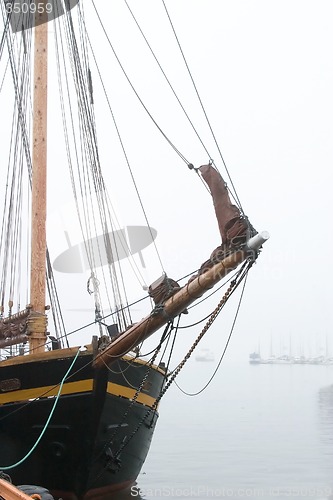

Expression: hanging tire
xmin=17 ymin=485 xmax=54 ymax=499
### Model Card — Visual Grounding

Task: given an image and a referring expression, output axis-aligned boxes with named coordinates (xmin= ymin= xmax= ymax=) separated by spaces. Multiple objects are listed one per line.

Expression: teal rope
xmin=0 ymin=348 xmax=81 ymax=470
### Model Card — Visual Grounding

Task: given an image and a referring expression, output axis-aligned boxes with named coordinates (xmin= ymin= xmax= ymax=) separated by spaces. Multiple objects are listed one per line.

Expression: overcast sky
xmin=68 ymin=0 xmax=333 ymax=362
xmin=1 ymin=0 xmax=333 ymax=363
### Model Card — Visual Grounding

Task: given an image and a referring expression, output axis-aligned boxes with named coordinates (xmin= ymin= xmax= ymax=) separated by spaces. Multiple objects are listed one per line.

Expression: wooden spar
xmin=94 ymin=252 xmax=239 ymax=368
xmin=29 ymin=5 xmax=48 ymax=353
xmin=0 ymin=478 xmax=37 ymax=500
xmin=94 ymin=232 xmax=269 ymax=368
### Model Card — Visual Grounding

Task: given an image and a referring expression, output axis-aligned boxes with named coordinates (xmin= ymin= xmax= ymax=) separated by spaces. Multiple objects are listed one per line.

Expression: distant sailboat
xmin=195 ymin=348 xmax=215 ymax=362
xmin=249 ymin=351 xmax=261 ymax=364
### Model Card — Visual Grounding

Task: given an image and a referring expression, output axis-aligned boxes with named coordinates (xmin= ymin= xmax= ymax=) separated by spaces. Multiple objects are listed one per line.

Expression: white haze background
xmin=1 ymin=0 xmax=333 ymax=363
xmin=55 ymin=0 xmax=333 ymax=363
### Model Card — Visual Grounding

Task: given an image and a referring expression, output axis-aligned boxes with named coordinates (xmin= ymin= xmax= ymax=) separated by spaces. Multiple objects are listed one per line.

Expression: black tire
xmin=17 ymin=485 xmax=54 ymax=500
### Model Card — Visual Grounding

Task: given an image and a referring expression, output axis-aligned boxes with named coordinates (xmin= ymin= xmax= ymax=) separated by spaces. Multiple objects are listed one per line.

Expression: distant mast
xmin=29 ymin=4 xmax=48 ymax=353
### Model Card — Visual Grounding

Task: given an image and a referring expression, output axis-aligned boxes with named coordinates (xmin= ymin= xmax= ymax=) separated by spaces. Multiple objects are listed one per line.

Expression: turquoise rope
xmin=0 ymin=348 xmax=81 ymax=470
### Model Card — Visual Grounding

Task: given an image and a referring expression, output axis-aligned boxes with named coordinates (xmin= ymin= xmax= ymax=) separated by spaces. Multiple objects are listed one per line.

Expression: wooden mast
xmin=29 ymin=5 xmax=48 ymax=353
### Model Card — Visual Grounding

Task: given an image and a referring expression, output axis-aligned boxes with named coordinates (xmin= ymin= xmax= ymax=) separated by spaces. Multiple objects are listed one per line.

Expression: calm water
xmin=128 ymin=362 xmax=333 ymax=499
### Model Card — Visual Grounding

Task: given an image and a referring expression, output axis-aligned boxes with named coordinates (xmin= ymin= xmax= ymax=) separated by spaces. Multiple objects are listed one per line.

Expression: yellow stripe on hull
xmin=0 ymin=380 xmax=93 ymax=404
xmin=0 ymin=379 xmax=157 ymax=408
xmin=106 ymin=382 xmax=157 ymax=408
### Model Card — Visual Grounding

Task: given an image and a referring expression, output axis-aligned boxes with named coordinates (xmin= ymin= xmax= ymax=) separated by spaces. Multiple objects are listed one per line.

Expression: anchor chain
xmin=113 ymin=269 xmax=245 ymax=461
xmin=154 ymin=277 xmax=239 ymax=399
xmin=98 ymin=322 xmax=172 ymax=472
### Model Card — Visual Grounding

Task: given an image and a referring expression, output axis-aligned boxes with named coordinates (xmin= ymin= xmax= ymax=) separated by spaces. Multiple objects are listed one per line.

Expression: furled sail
xmin=93 ymin=164 xmax=264 ymax=368
xmin=199 ymin=164 xmax=250 ymax=246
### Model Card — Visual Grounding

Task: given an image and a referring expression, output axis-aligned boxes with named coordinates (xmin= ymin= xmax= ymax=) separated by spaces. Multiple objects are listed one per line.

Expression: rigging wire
xmin=59 ymin=6 xmax=130 ymax=329
xmin=175 ymin=268 xmax=250 ymax=396
xmin=24 ymin=255 xmax=233 ymax=354
xmin=160 ymin=315 xmax=180 ymax=375
xmin=89 ymin=323 xmax=173 ymax=483
xmin=90 ymin=0 xmax=190 ymax=166
xmin=77 ymin=6 xmax=166 ymax=275
xmin=161 ymin=0 xmax=244 ymax=213
xmin=106 ymin=261 xmax=252 ymax=464
xmin=121 ymin=0 xmax=244 ymax=210
xmin=0 ymin=9 xmax=70 ymax=347
xmin=0 ymin=2 xmax=12 ymax=62
xmin=165 ymin=260 xmax=251 ymax=385
xmin=122 ymin=0 xmax=211 ymax=194
xmin=0 ymin=11 xmax=33 ymax=318
xmin=91 ymin=0 xmax=247 ymax=219
xmin=1 ymin=6 xmax=32 ymax=182
xmin=53 ymin=5 xmax=163 ymax=330
xmin=0 ymin=12 xmax=263 ymax=487
xmin=54 ymin=7 xmax=114 ymax=329
xmin=0 ymin=2 xmax=254 ymax=372
xmin=124 ymin=0 xmax=211 ymax=162
xmin=46 ymin=250 xmax=69 ymax=348
xmin=0 ymin=253 xmax=257 ymax=430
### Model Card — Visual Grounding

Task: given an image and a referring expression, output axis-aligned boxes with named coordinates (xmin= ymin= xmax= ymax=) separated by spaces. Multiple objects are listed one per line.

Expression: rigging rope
xmin=59 ymin=6 xmax=131 ymax=329
xmin=161 ymin=0 xmax=244 ymax=213
xmin=108 ymin=259 xmax=253 ymax=464
xmin=124 ymin=0 xmax=210 ymax=163
xmin=0 ymin=10 xmax=33 ymax=319
xmin=0 ymin=348 xmax=81 ymax=470
xmin=78 ymin=6 xmax=166 ymax=275
xmin=91 ymin=0 xmax=246 ymax=215
xmin=90 ymin=0 xmax=190 ymax=166
xmin=0 ymin=0 xmax=257 ymax=410
xmin=0 ymin=12 xmax=66 ymax=346
xmin=52 ymin=4 xmax=166 ymax=330
xmin=175 ymin=269 xmax=250 ymax=396
xmin=89 ymin=322 xmax=173 ymax=485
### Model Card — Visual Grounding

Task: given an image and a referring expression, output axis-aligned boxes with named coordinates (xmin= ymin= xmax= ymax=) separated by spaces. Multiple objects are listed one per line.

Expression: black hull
xmin=0 ymin=346 xmax=166 ymax=499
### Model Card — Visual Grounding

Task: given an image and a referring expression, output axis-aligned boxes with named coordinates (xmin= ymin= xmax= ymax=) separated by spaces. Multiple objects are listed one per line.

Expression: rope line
xmin=161 ymin=0 xmax=244 ymax=212
xmin=90 ymin=0 xmax=190 ymax=166
xmin=108 ymin=259 xmax=253 ymax=463
xmin=175 ymin=267 xmax=250 ymax=396
xmin=0 ymin=348 xmax=81 ymax=470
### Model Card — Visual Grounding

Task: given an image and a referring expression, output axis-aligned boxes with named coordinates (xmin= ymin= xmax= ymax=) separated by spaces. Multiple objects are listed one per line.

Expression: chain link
xmin=112 ymin=275 xmax=240 ymax=462
xmin=155 ymin=278 xmax=237 ymax=400
xmin=97 ymin=322 xmax=172 ymax=471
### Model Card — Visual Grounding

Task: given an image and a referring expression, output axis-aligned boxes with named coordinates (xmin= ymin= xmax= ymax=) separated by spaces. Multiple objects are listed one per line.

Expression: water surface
xmin=135 ymin=362 xmax=333 ymax=499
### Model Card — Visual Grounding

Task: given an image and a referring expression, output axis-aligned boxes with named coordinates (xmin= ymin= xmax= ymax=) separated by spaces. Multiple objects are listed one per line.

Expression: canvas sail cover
xmin=199 ymin=164 xmax=249 ymax=245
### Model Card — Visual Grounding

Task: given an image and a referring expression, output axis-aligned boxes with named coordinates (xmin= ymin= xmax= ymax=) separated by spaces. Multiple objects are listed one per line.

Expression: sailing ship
xmin=0 ymin=1 xmax=268 ymax=498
